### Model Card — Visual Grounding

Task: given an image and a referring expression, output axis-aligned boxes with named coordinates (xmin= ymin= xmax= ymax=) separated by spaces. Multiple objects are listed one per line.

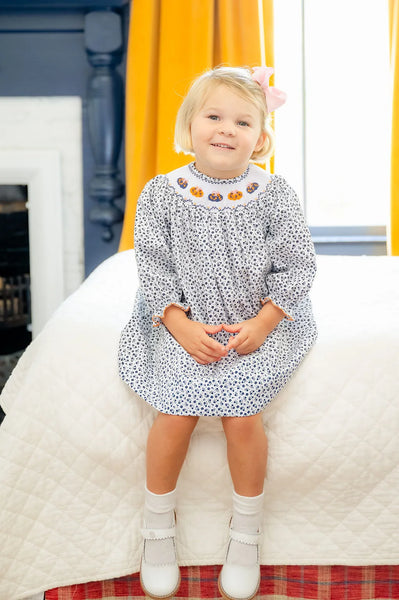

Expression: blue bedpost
xmin=85 ymin=9 xmax=125 ymax=242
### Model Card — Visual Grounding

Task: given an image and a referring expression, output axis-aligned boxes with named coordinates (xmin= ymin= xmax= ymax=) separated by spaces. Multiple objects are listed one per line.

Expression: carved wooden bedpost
xmin=85 ymin=10 xmax=124 ymax=242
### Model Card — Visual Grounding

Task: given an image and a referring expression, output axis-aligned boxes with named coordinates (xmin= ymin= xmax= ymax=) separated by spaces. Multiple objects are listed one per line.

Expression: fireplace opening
xmin=0 ymin=184 xmax=32 ymax=397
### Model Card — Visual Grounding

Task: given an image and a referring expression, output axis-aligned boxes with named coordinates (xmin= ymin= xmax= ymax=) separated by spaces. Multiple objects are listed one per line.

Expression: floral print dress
xmin=118 ymin=162 xmax=317 ymax=417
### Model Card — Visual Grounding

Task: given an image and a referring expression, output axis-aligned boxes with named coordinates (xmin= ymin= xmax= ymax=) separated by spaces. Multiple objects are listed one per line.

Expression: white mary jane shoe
xmin=140 ymin=523 xmax=181 ymax=599
xmin=218 ymin=527 xmax=261 ymax=600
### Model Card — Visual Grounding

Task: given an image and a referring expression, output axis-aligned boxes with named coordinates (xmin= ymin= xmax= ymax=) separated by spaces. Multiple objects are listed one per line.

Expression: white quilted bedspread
xmin=0 ymin=252 xmax=398 ymax=600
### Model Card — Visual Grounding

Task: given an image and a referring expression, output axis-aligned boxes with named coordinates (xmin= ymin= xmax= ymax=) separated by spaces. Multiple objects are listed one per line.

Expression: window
xmin=273 ymin=0 xmax=391 ymax=253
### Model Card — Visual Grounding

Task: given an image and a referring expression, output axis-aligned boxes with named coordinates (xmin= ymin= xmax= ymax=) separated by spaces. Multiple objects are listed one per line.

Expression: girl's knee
xmin=221 ymin=413 xmax=265 ymax=442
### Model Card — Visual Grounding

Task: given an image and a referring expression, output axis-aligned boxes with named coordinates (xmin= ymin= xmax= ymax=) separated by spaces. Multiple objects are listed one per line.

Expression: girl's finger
xmin=198 ymin=339 xmax=226 ymax=358
xmin=234 ymin=340 xmax=253 ymax=354
xmin=222 ymin=323 xmax=242 ymax=333
xmin=193 ymin=356 xmax=207 ymax=365
xmin=191 ymin=349 xmax=210 ymax=364
xmin=202 ymin=336 xmax=228 ymax=356
xmin=226 ymin=332 xmax=248 ymax=350
xmin=192 ymin=349 xmax=222 ymax=364
xmin=203 ymin=324 xmax=224 ymax=335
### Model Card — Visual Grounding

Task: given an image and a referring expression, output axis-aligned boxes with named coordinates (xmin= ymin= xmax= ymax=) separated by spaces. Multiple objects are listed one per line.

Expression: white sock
xmin=227 ymin=490 xmax=264 ymax=566
xmin=143 ymin=486 xmax=177 ymax=566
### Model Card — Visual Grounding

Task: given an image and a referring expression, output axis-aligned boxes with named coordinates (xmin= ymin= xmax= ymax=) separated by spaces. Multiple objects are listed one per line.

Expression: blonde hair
xmin=174 ymin=66 xmax=275 ymax=162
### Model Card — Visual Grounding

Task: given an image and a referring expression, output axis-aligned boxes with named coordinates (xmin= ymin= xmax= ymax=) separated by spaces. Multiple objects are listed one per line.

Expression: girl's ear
xmin=255 ymin=131 xmax=267 ymax=152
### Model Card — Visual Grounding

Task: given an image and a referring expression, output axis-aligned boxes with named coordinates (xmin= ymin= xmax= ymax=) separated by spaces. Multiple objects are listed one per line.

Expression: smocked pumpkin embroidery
xmin=177 ymin=177 xmax=188 ymax=189
xmin=228 ymin=190 xmax=243 ymax=201
xmin=190 ymin=186 xmax=204 ymax=198
xmin=247 ymin=182 xmax=259 ymax=193
xmin=208 ymin=192 xmax=223 ymax=202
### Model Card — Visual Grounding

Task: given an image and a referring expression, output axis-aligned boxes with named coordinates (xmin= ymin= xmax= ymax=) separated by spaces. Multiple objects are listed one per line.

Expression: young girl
xmin=119 ymin=65 xmax=317 ymax=600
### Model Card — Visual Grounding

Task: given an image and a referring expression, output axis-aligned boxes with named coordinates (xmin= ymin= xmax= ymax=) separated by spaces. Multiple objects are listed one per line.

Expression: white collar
xmin=166 ymin=162 xmax=271 ymax=210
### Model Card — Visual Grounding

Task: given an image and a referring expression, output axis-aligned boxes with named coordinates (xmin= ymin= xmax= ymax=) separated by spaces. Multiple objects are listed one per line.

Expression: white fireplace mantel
xmin=0 ymin=97 xmax=84 ymax=338
xmin=0 ymin=150 xmax=64 ymax=337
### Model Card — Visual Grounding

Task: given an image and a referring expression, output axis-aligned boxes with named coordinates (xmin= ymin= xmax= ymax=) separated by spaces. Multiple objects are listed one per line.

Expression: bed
xmin=0 ymin=251 xmax=398 ymax=600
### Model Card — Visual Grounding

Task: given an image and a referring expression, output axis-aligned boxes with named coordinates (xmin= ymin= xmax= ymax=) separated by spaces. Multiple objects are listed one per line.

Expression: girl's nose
xmin=218 ymin=121 xmax=235 ymax=136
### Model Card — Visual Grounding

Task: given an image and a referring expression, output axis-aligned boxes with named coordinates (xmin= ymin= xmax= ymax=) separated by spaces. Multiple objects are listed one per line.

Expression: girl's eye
xmin=208 ymin=115 xmax=219 ymax=121
xmin=238 ymin=121 xmax=249 ymax=127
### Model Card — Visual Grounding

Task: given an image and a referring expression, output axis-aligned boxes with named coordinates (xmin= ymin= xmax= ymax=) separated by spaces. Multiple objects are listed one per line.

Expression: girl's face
xmin=190 ymin=84 xmax=266 ymax=179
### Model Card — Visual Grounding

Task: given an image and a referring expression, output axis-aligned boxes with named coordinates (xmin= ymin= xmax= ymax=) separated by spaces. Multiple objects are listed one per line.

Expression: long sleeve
xmin=134 ymin=176 xmax=190 ymax=326
xmin=263 ymin=176 xmax=316 ymax=320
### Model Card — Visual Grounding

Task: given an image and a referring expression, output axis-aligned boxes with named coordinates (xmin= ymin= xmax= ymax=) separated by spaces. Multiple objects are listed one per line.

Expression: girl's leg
xmin=219 ymin=413 xmax=267 ymax=600
xmin=221 ymin=413 xmax=268 ymax=495
xmin=146 ymin=412 xmax=200 ymax=493
xmin=141 ymin=413 xmax=199 ymax=599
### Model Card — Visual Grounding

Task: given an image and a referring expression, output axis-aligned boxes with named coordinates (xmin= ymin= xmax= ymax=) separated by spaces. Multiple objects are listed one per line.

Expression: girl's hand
xmin=175 ymin=320 xmax=228 ymax=364
xmin=223 ymin=318 xmax=268 ymax=355
xmin=161 ymin=306 xmax=228 ymax=364
xmin=224 ymin=302 xmax=285 ymax=355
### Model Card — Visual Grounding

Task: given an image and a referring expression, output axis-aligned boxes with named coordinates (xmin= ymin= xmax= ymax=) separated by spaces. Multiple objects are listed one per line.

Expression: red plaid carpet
xmin=46 ymin=565 xmax=399 ymax=599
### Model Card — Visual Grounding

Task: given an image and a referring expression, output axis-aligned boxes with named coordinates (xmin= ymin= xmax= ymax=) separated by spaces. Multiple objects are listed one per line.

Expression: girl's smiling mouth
xmin=211 ymin=143 xmax=235 ymax=150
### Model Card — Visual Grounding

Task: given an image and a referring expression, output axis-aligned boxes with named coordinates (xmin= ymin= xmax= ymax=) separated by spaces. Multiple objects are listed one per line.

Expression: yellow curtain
xmin=390 ymin=0 xmax=399 ymax=255
xmin=119 ymin=0 xmax=274 ymax=251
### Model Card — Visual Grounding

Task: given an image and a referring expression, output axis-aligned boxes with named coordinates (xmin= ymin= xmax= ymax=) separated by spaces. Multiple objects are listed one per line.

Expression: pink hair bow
xmin=252 ymin=66 xmax=287 ymax=112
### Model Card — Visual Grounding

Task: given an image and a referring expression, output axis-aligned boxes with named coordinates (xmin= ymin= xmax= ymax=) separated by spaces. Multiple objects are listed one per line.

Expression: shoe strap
xmin=229 ymin=527 xmax=261 ymax=546
xmin=141 ymin=526 xmax=176 ymax=541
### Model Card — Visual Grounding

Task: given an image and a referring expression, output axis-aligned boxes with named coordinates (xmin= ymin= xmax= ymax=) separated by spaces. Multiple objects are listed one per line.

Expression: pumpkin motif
xmin=208 ymin=192 xmax=223 ymax=202
xmin=177 ymin=177 xmax=188 ymax=189
xmin=190 ymin=186 xmax=204 ymax=198
xmin=228 ymin=190 xmax=243 ymax=201
xmin=247 ymin=182 xmax=259 ymax=194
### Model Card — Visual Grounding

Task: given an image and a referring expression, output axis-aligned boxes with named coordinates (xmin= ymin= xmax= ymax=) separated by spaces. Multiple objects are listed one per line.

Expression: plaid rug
xmin=46 ymin=565 xmax=399 ymax=599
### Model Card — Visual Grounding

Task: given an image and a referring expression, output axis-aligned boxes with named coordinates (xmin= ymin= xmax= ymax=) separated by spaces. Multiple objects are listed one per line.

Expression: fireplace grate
xmin=0 ymin=274 xmax=31 ymax=329
xmin=0 ymin=185 xmax=32 ymax=357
